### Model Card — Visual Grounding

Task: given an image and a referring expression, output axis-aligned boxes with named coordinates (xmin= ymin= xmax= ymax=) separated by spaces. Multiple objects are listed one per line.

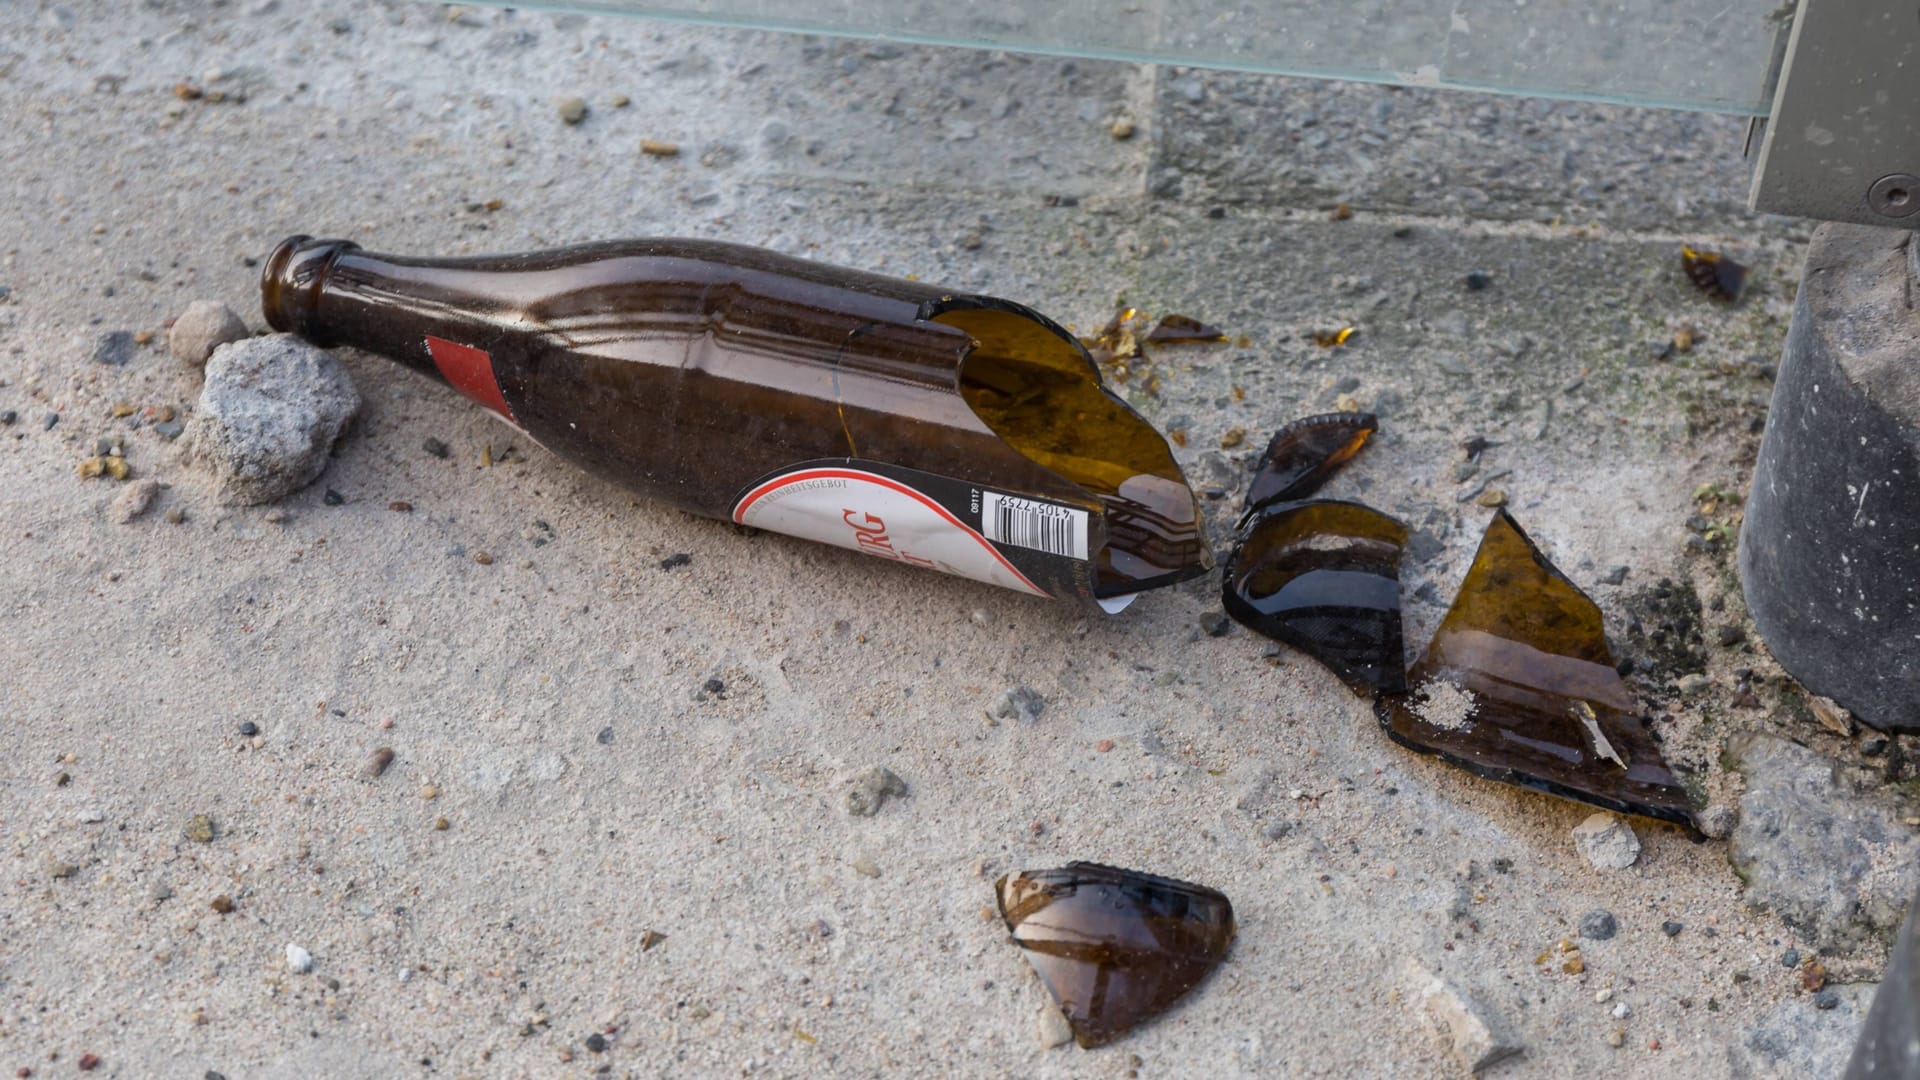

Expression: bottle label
xmin=732 ymin=462 xmax=1097 ymax=600
xmin=425 ymin=335 xmax=515 ymax=421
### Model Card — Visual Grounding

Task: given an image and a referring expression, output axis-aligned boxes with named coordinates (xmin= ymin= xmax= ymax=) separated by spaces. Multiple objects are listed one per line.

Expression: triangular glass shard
xmin=995 ymin=862 xmax=1235 ymax=1049
xmin=1241 ymin=412 xmax=1378 ymax=524
xmin=1681 ymin=245 xmax=1748 ymax=303
xmin=1222 ymin=499 xmax=1407 ymax=694
xmin=1144 ymin=314 xmax=1227 ymax=344
xmin=1374 ymin=510 xmax=1694 ymax=827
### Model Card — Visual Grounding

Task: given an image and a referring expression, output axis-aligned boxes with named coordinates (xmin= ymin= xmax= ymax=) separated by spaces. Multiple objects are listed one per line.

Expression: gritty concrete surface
xmin=0 ymin=2 xmax=1909 ymax=1078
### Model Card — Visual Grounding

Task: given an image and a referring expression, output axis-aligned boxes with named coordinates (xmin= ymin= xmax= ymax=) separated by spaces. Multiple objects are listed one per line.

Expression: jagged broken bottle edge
xmin=1240 ymin=412 xmax=1379 ymax=525
xmin=995 ymin=861 xmax=1236 ymax=1048
xmin=259 ymin=234 xmax=1210 ymax=604
xmin=1375 ymin=509 xmax=1697 ymax=829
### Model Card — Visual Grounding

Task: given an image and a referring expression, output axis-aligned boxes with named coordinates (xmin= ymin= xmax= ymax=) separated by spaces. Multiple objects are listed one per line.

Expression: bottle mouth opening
xmin=932 ymin=300 xmax=1213 ymax=596
xmin=260 ymin=235 xmax=357 ymax=340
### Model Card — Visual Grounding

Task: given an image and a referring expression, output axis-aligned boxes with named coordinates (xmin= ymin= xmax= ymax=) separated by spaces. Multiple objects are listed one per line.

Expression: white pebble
xmin=1612 ymin=1002 xmax=1632 ymax=1019
xmin=1594 ymin=988 xmax=1613 ymax=1003
xmin=286 ymin=943 xmax=313 ymax=973
xmin=78 ymin=809 xmax=105 ymax=824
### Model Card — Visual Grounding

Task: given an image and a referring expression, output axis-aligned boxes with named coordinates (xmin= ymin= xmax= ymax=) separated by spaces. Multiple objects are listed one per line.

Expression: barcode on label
xmin=981 ymin=492 xmax=1088 ymax=560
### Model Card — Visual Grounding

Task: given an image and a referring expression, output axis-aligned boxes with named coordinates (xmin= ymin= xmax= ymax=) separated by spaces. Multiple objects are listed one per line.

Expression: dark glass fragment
xmin=1681 ymin=245 xmax=1748 ymax=303
xmin=1223 ymin=499 xmax=1408 ymax=694
xmin=1144 ymin=314 xmax=1228 ymax=344
xmin=1375 ymin=510 xmax=1694 ymax=827
xmin=1242 ymin=412 xmax=1378 ymax=521
xmin=995 ymin=862 xmax=1235 ymax=1048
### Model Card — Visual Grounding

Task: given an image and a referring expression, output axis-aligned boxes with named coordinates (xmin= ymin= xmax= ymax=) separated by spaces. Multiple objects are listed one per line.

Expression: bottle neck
xmin=260 ymin=236 xmax=517 ymax=405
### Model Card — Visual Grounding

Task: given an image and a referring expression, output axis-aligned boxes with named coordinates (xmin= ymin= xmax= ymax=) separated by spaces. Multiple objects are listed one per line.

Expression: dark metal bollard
xmin=1740 ymin=225 xmax=1920 ymax=734
xmin=1842 ymin=891 xmax=1920 ymax=1079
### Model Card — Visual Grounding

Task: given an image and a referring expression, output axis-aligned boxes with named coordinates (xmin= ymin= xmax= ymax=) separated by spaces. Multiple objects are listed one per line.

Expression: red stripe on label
xmin=425 ymin=336 xmax=513 ymax=420
xmin=733 ymin=467 xmax=1048 ymax=598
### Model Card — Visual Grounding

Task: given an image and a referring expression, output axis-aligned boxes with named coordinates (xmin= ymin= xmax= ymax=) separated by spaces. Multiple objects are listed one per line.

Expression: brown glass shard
xmin=1681 ymin=245 xmax=1748 ymax=303
xmin=1144 ymin=314 xmax=1227 ymax=345
xmin=1375 ymin=510 xmax=1694 ymax=827
xmin=1311 ymin=327 xmax=1356 ymax=348
xmin=1223 ymin=499 xmax=1407 ymax=694
xmin=995 ymin=862 xmax=1235 ymax=1048
xmin=1242 ymin=412 xmax=1378 ymax=521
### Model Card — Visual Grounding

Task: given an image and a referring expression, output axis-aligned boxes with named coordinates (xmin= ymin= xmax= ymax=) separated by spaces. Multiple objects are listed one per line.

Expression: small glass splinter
xmin=1681 ymin=245 xmax=1748 ymax=303
xmin=995 ymin=862 xmax=1235 ymax=1049
xmin=1144 ymin=314 xmax=1228 ymax=345
xmin=1375 ymin=510 xmax=1694 ymax=827
xmin=1223 ymin=499 xmax=1408 ymax=695
xmin=1241 ymin=412 xmax=1378 ymax=523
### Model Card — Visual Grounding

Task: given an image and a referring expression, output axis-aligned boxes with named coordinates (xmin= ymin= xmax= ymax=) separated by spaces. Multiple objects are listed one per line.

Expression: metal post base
xmin=1740 ymin=224 xmax=1920 ymax=733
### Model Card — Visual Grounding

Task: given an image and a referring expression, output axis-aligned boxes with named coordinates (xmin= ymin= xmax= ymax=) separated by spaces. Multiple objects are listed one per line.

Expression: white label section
xmin=980 ymin=491 xmax=1089 ymax=561
xmin=734 ymin=468 xmax=1049 ymax=598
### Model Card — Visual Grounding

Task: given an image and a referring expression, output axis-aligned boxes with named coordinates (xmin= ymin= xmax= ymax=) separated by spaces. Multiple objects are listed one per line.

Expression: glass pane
xmin=489 ymin=0 xmax=1787 ymax=114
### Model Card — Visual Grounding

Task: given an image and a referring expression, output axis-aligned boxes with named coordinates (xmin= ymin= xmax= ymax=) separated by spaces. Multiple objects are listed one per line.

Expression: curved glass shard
xmin=1242 ymin=412 xmax=1378 ymax=522
xmin=1223 ymin=499 xmax=1407 ymax=694
xmin=1681 ymin=246 xmax=1749 ymax=303
xmin=1375 ymin=510 xmax=1694 ymax=827
xmin=1144 ymin=314 xmax=1227 ymax=345
xmin=995 ymin=862 xmax=1235 ymax=1049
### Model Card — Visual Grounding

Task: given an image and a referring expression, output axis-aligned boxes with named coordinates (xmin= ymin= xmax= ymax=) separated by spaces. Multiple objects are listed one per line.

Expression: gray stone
xmin=1740 ymin=225 xmax=1920 ymax=732
xmin=1579 ymin=910 xmax=1618 ymax=941
xmin=1729 ymin=981 xmax=1875 ymax=1078
xmin=110 ymin=478 xmax=160 ymax=523
xmin=185 ymin=335 xmax=359 ymax=505
xmin=1728 ymin=735 xmax=1920 ymax=946
xmin=1406 ymin=960 xmax=1524 ymax=1073
xmin=843 ymin=766 xmax=908 ymax=817
xmin=1571 ymin=813 xmax=1640 ymax=871
xmin=556 ymin=95 xmax=588 ymax=124
xmin=991 ymin=685 xmax=1046 ymax=724
xmin=168 ymin=300 xmax=249 ymax=366
xmin=286 ymin=943 xmax=314 ymax=973
xmin=92 ymin=330 xmax=135 ymax=365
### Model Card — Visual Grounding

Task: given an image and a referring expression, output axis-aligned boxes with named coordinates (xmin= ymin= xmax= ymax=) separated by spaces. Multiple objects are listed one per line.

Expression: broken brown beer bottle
xmin=261 ymin=236 xmax=1210 ymax=603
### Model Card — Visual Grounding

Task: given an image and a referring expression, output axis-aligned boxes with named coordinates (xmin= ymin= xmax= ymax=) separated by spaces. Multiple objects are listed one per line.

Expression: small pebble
xmin=77 ymin=1055 xmax=100 ymax=1073
xmin=45 ymin=412 xmax=60 ymax=431
xmin=1612 ymin=1002 xmax=1631 ymax=1019
xmin=1813 ymin=989 xmax=1839 ymax=1010
xmin=367 ymin=747 xmax=395 ymax=777
xmin=556 ymin=96 xmax=589 ymax=124
xmin=184 ymin=814 xmax=215 ymax=843
xmin=110 ymin=479 xmax=161 ymax=523
xmin=1095 ymin=739 xmax=1115 ymax=753
xmin=168 ymin=301 xmax=248 ymax=365
xmin=1606 ymin=1029 xmax=1625 ymax=1048
xmin=237 ymin=721 xmax=259 ymax=737
xmin=1781 ymin=948 xmax=1800 ymax=968
xmin=991 ymin=685 xmax=1046 ymax=724
xmin=1109 ymin=117 xmax=1135 ymax=139
xmin=640 ymin=929 xmax=665 ymax=951
xmin=420 ymin=784 xmax=439 ymax=799
xmin=703 ymin=677 xmax=726 ymax=696
xmin=1662 ymin=921 xmax=1683 ymax=937
xmin=210 ymin=894 xmax=234 ymax=914
xmin=659 ymin=553 xmax=692 ymax=570
xmin=93 ymin=330 xmax=136 ymax=366
xmin=1579 ymin=910 xmax=1618 ymax=940
xmin=0 ymin=409 xmax=14 ymax=425
xmin=388 ymin=500 xmax=412 ymax=512
xmin=1474 ymin=488 xmax=1508 ymax=508
xmin=597 ymin=726 xmax=615 ymax=745
xmin=422 ymin=437 xmax=450 ymax=459
xmin=844 ymin=766 xmax=910 ymax=816
xmin=1219 ymin=426 xmax=1246 ymax=449
xmin=434 ymin=816 xmax=449 ymax=831
xmin=584 ymin=1034 xmax=607 ymax=1054
xmin=472 ymin=551 xmax=493 ymax=565
xmin=164 ymin=508 xmax=187 ymax=525
xmin=286 ymin=944 xmax=314 ymax=973
xmin=152 ymin=420 xmax=186 ymax=440
xmin=1329 ymin=202 xmax=1354 ymax=220
xmin=1465 ymin=271 xmax=1492 ymax=291
xmin=1198 ymin=610 xmax=1231 ymax=637
xmin=851 ymin=856 xmax=880 ymax=878
xmin=639 ymin=139 xmax=679 ymax=156
xmin=1036 ymin=1005 xmax=1074 ymax=1048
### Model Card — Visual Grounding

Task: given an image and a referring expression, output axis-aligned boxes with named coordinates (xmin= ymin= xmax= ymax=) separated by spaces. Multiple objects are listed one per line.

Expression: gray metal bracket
xmin=1749 ymin=0 xmax=1920 ymax=227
